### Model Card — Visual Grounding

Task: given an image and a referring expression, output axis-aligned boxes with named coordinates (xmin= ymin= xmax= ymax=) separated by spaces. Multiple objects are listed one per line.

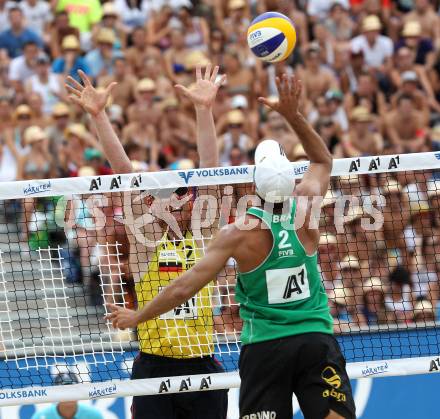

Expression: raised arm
xmin=65 ymin=70 xmax=133 ymax=174
xmin=259 ymin=74 xmax=332 ymax=198
xmin=175 ymin=64 xmax=226 ymax=168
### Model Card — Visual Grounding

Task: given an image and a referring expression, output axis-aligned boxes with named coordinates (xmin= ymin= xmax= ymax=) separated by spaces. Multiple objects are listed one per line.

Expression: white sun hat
xmin=253 ymin=139 xmax=295 ymax=204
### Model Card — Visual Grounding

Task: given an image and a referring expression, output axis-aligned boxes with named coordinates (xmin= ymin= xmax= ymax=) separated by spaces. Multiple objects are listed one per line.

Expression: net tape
xmin=0 ymin=152 xmax=440 ymax=405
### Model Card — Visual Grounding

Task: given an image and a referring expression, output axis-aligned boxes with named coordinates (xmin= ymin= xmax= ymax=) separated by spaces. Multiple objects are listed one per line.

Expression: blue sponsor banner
xmin=1 ymin=330 xmax=439 ymax=419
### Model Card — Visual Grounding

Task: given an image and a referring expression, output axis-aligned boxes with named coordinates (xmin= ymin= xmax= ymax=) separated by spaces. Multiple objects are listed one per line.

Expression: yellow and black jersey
xmin=135 ymin=231 xmax=214 ymax=358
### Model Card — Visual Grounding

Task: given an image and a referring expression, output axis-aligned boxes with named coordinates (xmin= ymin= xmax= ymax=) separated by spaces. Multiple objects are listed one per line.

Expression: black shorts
xmin=239 ymin=333 xmax=356 ymax=419
xmin=131 ymin=352 xmax=228 ymax=419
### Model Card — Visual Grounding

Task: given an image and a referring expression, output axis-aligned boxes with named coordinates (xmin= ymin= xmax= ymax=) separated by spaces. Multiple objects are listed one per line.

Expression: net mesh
xmin=0 ymin=154 xmax=439 ymax=399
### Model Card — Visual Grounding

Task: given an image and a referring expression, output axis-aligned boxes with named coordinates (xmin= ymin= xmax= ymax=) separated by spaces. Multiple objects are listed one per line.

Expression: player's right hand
xmin=175 ymin=64 xmax=226 ymax=110
xmin=65 ymin=70 xmax=117 ymax=117
xmin=258 ymin=73 xmax=302 ymax=121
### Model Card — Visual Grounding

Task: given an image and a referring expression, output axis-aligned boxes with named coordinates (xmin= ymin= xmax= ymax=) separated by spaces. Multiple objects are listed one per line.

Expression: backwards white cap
xmin=253 ymin=139 xmax=295 ymax=203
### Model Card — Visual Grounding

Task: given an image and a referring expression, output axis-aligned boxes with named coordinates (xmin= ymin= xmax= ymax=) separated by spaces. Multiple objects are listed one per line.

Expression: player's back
xmin=234 ymin=199 xmax=333 ymax=345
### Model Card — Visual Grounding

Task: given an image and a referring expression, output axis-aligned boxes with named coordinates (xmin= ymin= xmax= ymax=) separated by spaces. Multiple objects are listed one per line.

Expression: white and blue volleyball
xmin=247 ymin=12 xmax=296 ymax=63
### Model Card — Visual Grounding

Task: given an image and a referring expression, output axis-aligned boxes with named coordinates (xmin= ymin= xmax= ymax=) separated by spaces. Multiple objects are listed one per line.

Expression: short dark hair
xmin=397 ymin=93 xmax=413 ymax=105
xmin=23 ymin=41 xmax=38 ymax=49
xmin=9 ymin=6 xmax=23 ymax=14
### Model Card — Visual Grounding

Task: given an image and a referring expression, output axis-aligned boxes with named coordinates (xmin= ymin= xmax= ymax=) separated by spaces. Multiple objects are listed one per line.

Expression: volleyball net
xmin=0 ymin=152 xmax=440 ymax=406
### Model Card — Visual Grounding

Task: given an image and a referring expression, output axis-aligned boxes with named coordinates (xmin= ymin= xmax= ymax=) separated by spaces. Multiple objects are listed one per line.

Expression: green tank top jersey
xmin=235 ymin=200 xmax=333 ymax=345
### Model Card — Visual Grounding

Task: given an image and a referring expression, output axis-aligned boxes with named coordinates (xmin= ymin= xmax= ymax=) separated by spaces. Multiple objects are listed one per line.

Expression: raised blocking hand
xmin=175 ymin=64 xmax=226 ymax=109
xmin=65 ymin=70 xmax=117 ymax=117
xmin=258 ymin=74 xmax=303 ymax=121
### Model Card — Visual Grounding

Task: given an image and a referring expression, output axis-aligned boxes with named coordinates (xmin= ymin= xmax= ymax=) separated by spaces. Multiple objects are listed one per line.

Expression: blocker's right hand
xmin=175 ymin=64 xmax=226 ymax=110
xmin=65 ymin=70 xmax=117 ymax=117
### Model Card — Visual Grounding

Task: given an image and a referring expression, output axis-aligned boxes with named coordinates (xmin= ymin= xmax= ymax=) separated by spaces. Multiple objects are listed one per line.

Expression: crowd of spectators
xmin=1 ymin=0 xmax=440 ymax=336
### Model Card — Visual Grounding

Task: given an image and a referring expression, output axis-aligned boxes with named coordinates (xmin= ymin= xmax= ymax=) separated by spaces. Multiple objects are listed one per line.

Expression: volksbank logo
xmin=435 ymin=153 xmax=440 ymax=160
xmin=178 ymin=167 xmax=249 ymax=185
xmin=0 ymin=389 xmax=47 ymax=399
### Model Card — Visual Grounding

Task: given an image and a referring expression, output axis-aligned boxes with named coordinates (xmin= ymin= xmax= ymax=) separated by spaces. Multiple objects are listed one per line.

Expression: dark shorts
xmin=239 ymin=333 xmax=356 ymax=419
xmin=131 ymin=352 xmax=228 ymax=419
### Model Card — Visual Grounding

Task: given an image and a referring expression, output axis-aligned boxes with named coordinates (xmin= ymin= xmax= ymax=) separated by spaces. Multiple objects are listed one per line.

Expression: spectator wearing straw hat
xmin=339 ymin=255 xmax=367 ymax=327
xmin=350 ymin=15 xmax=393 ymax=71
xmin=46 ymin=102 xmax=70 ymax=158
xmin=52 ymin=35 xmax=90 ymax=81
xmin=386 ymin=266 xmax=413 ymax=323
xmin=11 ymin=104 xmax=34 ymax=156
xmin=328 ymin=286 xmax=354 ymax=334
xmin=362 ymin=277 xmax=395 ymax=325
xmin=318 ymin=234 xmax=341 ymax=292
xmin=92 ymin=2 xmax=126 ymax=51
xmin=413 ymin=299 xmax=436 ymax=322
xmin=402 ymin=0 xmax=440 ymax=44
xmin=335 ymin=107 xmax=383 ymax=158
xmin=397 ymin=21 xmax=435 ymax=67
xmin=19 ymin=125 xmax=53 ymax=181
xmin=85 ymin=28 xmax=123 ymax=80
xmin=381 ymin=180 xmax=411 ymax=268
xmin=48 ymin=10 xmax=80 ymax=59
xmin=218 ymin=110 xmax=253 ymax=166
xmin=126 ymin=78 xmax=159 ymax=124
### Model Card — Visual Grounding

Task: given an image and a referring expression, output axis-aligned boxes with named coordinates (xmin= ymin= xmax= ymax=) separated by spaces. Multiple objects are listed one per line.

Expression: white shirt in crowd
xmin=114 ymin=0 xmax=151 ymax=28
xmin=8 ymin=56 xmax=35 ymax=84
xmin=350 ymin=34 xmax=393 ymax=68
xmin=0 ymin=145 xmax=18 ymax=182
xmin=27 ymin=73 xmax=62 ymax=115
xmin=307 ymin=0 xmax=350 ymax=20
xmin=0 ymin=1 xmax=15 ymax=31
xmin=20 ymin=0 xmax=52 ymax=37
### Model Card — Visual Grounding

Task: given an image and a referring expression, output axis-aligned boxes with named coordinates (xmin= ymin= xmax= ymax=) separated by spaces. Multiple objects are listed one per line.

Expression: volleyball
xmin=247 ymin=12 xmax=297 ymax=63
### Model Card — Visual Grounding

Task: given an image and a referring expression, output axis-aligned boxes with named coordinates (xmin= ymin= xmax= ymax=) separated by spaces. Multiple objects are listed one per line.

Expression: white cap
xmin=254 ymin=140 xmax=294 ymax=204
xmin=254 ymin=139 xmax=286 ymax=165
xmin=231 ymin=95 xmax=248 ymax=109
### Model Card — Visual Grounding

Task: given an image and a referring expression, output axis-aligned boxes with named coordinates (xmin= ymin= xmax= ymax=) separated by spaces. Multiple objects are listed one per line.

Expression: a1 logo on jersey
xmin=158 ymin=287 xmax=199 ymax=320
xmin=266 ymin=265 xmax=310 ymax=304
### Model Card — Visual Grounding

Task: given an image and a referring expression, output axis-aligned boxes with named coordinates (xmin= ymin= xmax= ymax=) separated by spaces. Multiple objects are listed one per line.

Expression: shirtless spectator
xmin=396 ymin=21 xmax=435 ymax=67
xmin=125 ymin=26 xmax=161 ymax=78
xmin=126 ymin=78 xmax=160 ymax=124
xmin=98 ymin=56 xmax=136 ymax=110
xmin=223 ymin=48 xmax=253 ymax=99
xmin=259 ymin=109 xmax=298 ymax=160
xmin=385 ymin=93 xmax=426 ymax=153
xmin=122 ymin=106 xmax=158 ymax=169
xmin=159 ymin=97 xmax=196 ymax=160
xmin=335 ymin=107 xmax=383 ymax=158
xmin=402 ymin=0 xmax=440 ymax=47
xmin=297 ymin=44 xmax=338 ymax=105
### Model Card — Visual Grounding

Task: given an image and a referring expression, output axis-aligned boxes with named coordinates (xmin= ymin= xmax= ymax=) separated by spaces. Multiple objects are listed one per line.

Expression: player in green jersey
xmin=106 ymin=74 xmax=356 ymax=419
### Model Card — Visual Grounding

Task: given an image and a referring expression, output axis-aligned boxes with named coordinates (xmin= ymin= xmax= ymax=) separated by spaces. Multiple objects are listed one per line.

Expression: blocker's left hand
xmin=105 ymin=304 xmax=140 ymax=330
